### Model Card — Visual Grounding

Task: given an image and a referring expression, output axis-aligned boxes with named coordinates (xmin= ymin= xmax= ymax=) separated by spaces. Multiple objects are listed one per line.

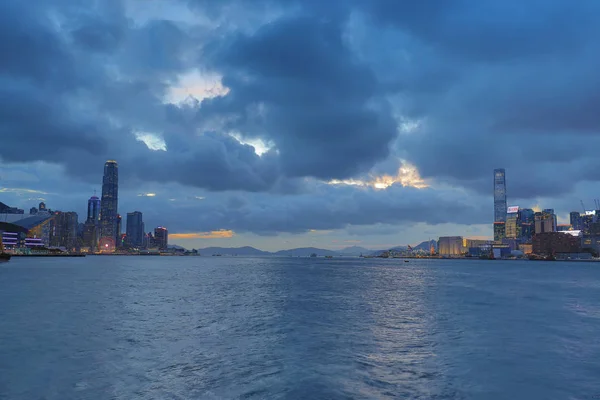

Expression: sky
xmin=1 ymin=0 xmax=600 ymax=251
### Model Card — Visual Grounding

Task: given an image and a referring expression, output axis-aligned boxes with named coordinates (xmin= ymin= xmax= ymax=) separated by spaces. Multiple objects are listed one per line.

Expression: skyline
xmin=2 ymin=1 xmax=600 ymax=251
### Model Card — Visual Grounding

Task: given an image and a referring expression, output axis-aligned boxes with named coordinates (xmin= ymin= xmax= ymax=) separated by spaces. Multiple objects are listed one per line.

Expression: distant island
xmin=178 ymin=241 xmax=437 ymax=257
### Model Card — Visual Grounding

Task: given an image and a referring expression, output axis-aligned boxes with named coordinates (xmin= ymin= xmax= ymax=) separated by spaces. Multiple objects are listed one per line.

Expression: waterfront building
xmin=154 ymin=226 xmax=168 ymax=250
xmin=29 ymin=207 xmax=37 ymax=215
xmin=82 ymin=221 xmax=99 ymax=251
xmin=39 ymin=202 xmax=46 ymax=211
xmin=100 ymin=160 xmax=119 ymax=248
xmin=532 ymin=232 xmax=581 ymax=256
xmin=87 ymin=195 xmax=101 ymax=224
xmin=126 ymin=211 xmax=144 ymax=247
xmin=50 ymin=211 xmax=79 ymax=249
xmin=438 ymin=236 xmax=463 ymax=256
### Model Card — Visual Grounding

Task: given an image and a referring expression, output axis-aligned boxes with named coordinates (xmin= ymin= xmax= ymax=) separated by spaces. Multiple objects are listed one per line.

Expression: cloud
xmin=2 ymin=0 xmax=600 ymax=248
xmin=170 ymin=230 xmax=235 ymax=239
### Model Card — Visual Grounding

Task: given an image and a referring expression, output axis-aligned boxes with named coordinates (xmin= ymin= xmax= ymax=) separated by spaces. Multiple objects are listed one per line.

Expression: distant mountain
xmin=413 ymin=240 xmax=437 ymax=251
xmin=196 ymin=246 xmax=270 ymax=256
xmin=168 ymin=244 xmax=186 ymax=250
xmin=274 ymin=247 xmax=338 ymax=257
xmin=338 ymin=246 xmax=372 ymax=256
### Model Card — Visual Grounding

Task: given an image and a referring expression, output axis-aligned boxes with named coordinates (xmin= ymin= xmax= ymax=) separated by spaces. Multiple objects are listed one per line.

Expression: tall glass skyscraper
xmin=494 ymin=169 xmax=507 ymax=222
xmin=493 ymin=168 xmax=507 ymax=241
xmin=87 ymin=195 xmax=101 ymax=224
xmin=100 ymin=160 xmax=119 ymax=246
xmin=126 ymin=211 xmax=144 ymax=247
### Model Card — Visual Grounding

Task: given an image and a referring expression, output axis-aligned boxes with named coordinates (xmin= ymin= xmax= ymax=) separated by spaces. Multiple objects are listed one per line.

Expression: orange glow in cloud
xmin=328 ymin=162 xmax=428 ymax=190
xmin=170 ymin=230 xmax=234 ymax=239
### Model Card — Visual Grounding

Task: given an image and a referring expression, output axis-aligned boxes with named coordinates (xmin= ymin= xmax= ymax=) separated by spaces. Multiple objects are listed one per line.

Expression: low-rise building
xmin=438 ymin=236 xmax=463 ymax=256
xmin=532 ymin=232 xmax=581 ymax=256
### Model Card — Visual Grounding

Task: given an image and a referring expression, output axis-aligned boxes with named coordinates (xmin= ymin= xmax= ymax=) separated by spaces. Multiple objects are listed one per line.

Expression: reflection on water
xmin=1 ymin=257 xmax=600 ymax=399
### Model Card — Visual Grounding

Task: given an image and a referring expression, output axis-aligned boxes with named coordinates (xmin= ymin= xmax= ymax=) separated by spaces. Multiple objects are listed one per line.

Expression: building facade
xmin=154 ymin=227 xmax=168 ymax=250
xmin=100 ymin=160 xmax=119 ymax=247
xmin=493 ymin=169 xmax=507 ymax=241
xmin=493 ymin=169 xmax=507 ymax=223
xmin=126 ymin=211 xmax=144 ymax=247
xmin=50 ymin=211 xmax=79 ymax=249
xmin=438 ymin=236 xmax=463 ymax=256
xmin=87 ymin=195 xmax=101 ymax=224
xmin=534 ymin=211 xmax=556 ymax=234
xmin=532 ymin=232 xmax=581 ymax=256
xmin=505 ymin=210 xmax=521 ymax=239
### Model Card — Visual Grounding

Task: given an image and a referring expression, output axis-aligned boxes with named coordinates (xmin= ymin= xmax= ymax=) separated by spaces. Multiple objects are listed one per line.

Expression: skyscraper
xmin=100 ymin=160 xmax=119 ymax=247
xmin=493 ymin=168 xmax=507 ymax=241
xmin=494 ymin=169 xmax=507 ymax=222
xmin=126 ymin=211 xmax=144 ymax=247
xmin=87 ymin=195 xmax=101 ymax=224
xmin=154 ymin=226 xmax=168 ymax=250
xmin=570 ymin=211 xmax=582 ymax=230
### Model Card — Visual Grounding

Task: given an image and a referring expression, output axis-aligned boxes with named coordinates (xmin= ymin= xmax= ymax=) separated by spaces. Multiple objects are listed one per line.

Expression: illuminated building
xmin=154 ymin=226 xmax=168 ymax=250
xmin=581 ymin=213 xmax=594 ymax=235
xmin=520 ymin=208 xmax=535 ymax=223
xmin=87 ymin=195 xmax=101 ymax=224
xmin=493 ymin=168 xmax=507 ymax=223
xmin=438 ymin=236 xmax=463 ymax=256
xmin=493 ymin=222 xmax=505 ymax=242
xmin=532 ymin=232 xmax=581 ymax=255
xmin=39 ymin=202 xmax=46 ymax=211
xmin=534 ymin=211 xmax=556 ymax=234
xmin=126 ymin=211 xmax=144 ymax=247
xmin=505 ymin=207 xmax=521 ymax=239
xmin=100 ymin=160 xmax=119 ymax=248
xmin=50 ymin=211 xmax=79 ymax=249
xmin=82 ymin=222 xmax=99 ymax=251
xmin=14 ymin=215 xmax=54 ymax=246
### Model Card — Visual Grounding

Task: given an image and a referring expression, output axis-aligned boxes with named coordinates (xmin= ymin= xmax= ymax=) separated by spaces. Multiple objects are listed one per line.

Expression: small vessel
xmin=325 ymin=255 xmax=333 ymax=259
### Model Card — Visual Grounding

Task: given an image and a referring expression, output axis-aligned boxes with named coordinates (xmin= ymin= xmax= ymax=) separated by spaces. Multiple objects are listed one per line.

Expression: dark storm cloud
xmin=2 ymin=0 xmax=600 ymax=236
xmin=137 ymin=182 xmax=489 ymax=235
xmin=198 ymin=16 xmax=396 ymax=179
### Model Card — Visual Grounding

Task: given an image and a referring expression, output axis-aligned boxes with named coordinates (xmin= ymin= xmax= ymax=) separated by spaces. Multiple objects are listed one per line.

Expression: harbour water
xmin=1 ymin=257 xmax=599 ymax=399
